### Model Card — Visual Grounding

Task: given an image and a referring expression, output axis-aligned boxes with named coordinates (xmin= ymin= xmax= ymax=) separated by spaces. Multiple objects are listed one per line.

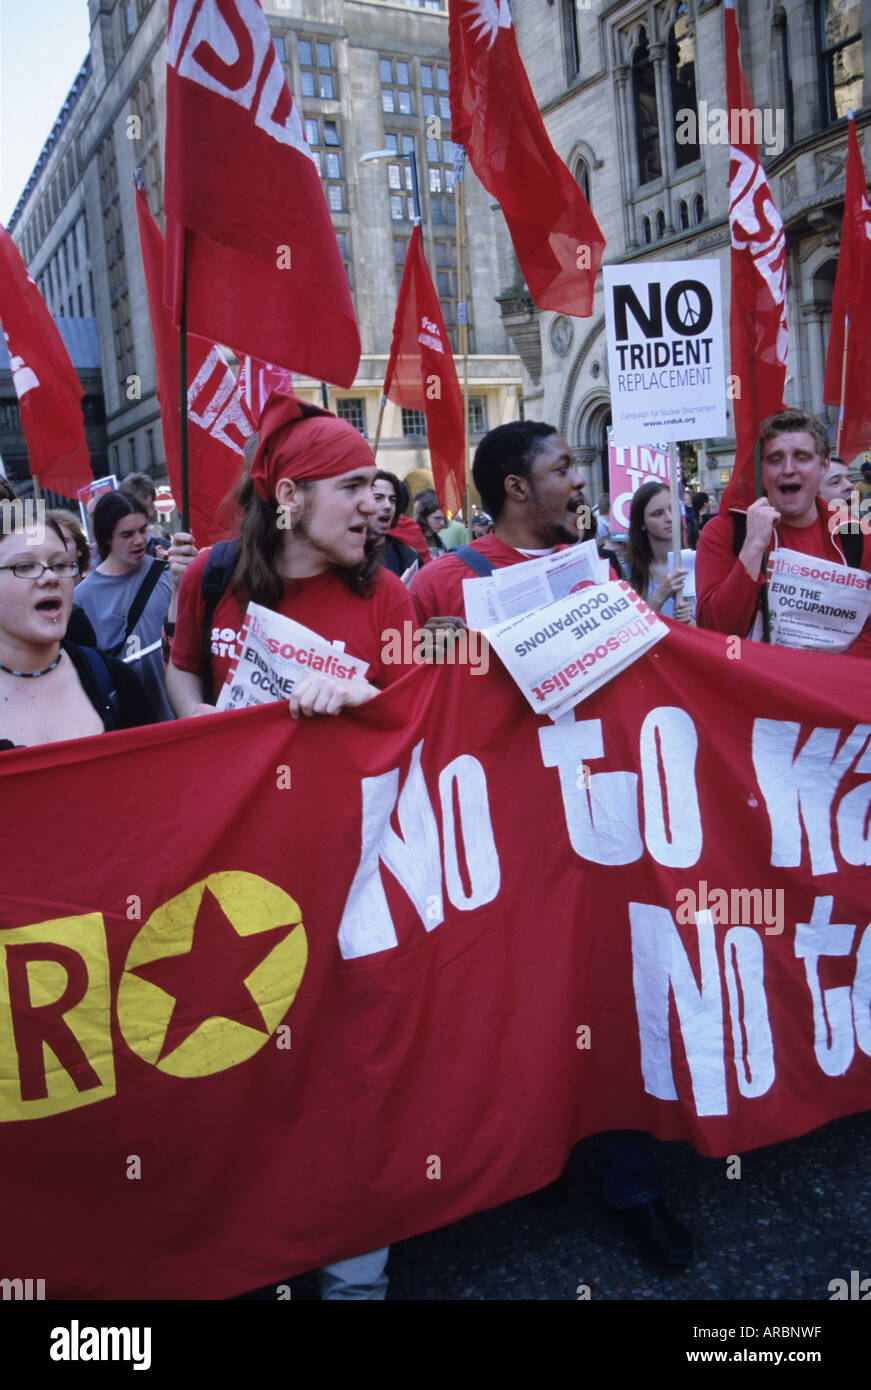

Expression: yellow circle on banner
xmin=117 ymin=872 xmax=307 ymax=1077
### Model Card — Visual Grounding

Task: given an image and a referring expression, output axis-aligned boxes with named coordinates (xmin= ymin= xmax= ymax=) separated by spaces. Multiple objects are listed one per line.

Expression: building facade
xmin=7 ymin=0 xmax=522 ymax=502
xmin=502 ymin=0 xmax=870 ymax=502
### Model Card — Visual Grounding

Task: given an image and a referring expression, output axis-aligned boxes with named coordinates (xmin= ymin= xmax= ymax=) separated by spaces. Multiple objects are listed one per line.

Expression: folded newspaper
xmin=462 ymin=540 xmax=608 ymax=631
xmin=752 ymin=548 xmax=871 ymax=653
xmin=216 ymin=603 xmax=370 ymax=711
xmin=486 ymin=581 xmax=668 ymax=718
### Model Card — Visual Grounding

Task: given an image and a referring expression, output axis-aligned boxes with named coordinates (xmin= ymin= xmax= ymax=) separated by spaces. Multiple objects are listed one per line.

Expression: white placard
xmin=603 ymin=260 xmax=726 ymax=443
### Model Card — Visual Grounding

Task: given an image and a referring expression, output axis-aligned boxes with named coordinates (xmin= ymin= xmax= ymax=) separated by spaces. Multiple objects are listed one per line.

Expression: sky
xmin=0 ymin=0 xmax=91 ymax=223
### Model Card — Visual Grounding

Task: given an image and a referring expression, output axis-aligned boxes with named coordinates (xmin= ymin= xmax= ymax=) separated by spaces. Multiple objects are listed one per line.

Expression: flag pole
xmin=753 ymin=440 xmax=771 ymax=643
xmin=455 ymin=146 xmax=471 ymax=525
xmin=373 ymin=395 xmax=387 ymax=458
xmin=836 ymin=314 xmax=850 ymax=457
xmin=669 ymin=439 xmax=683 ymax=584
xmin=178 ymin=228 xmax=190 ymax=533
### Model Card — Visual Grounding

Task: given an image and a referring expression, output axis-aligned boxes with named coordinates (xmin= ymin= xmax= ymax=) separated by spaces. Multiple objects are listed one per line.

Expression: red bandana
xmin=249 ymin=392 xmax=375 ymax=501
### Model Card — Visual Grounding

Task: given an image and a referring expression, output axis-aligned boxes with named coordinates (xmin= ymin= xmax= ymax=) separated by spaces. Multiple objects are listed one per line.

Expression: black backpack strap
xmin=200 ymin=538 xmax=241 ymax=705
xmin=76 ymin=645 xmax=121 ymax=729
xmin=453 ymin=545 xmax=496 ymax=578
xmin=107 ymin=559 xmax=167 ymax=658
xmin=730 ymin=513 xmax=747 ymax=556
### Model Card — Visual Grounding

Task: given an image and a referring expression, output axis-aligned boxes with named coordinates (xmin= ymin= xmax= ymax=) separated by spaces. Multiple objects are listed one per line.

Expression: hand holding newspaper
xmin=485 ymin=581 xmax=668 ymax=718
xmin=216 ymin=603 xmax=370 ymax=711
xmin=759 ymin=548 xmax=871 ymax=653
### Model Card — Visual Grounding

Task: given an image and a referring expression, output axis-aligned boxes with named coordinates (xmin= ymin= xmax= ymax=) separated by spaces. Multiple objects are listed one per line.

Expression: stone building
xmin=501 ymin=0 xmax=870 ymax=502
xmin=7 ymin=0 xmax=521 ymax=501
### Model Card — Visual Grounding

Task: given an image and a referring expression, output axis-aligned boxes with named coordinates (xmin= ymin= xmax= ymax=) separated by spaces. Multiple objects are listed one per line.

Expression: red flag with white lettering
xmin=0 ymin=223 xmax=91 ymax=498
xmin=237 ymin=356 xmax=295 ymax=420
xmin=823 ymin=116 xmax=871 ymax=465
xmin=448 ymin=0 xmax=605 ymax=316
xmin=164 ymin=0 xmax=360 ymax=387
xmin=721 ymin=0 xmax=788 ymax=512
xmin=382 ymin=226 xmax=465 ymax=517
xmin=135 ymin=185 xmax=253 ymax=547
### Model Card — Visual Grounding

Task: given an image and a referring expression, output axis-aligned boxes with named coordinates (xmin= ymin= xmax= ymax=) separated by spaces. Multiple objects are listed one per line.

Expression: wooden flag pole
xmin=836 ymin=314 xmax=850 ymax=457
xmin=669 ymin=439 xmax=683 ymax=584
xmin=373 ymin=395 xmax=387 ymax=459
xmin=455 ymin=147 xmax=471 ymax=526
xmin=178 ymin=229 xmax=190 ymax=533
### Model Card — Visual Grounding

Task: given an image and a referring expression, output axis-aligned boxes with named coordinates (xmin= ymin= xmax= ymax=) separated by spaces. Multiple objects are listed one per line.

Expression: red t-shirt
xmin=409 ymin=535 xmax=555 ymax=625
xmin=172 ymin=548 xmax=417 ymax=696
xmin=696 ymin=500 xmax=871 ymax=656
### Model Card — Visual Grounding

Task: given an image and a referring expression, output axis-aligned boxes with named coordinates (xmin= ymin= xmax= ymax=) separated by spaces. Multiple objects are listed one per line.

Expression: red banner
xmin=135 ymin=186 xmax=252 ymax=546
xmin=449 ymin=0 xmax=604 ymax=316
xmin=2 ymin=624 xmax=871 ymax=1298
xmin=0 ymin=223 xmax=91 ymax=498
xmin=823 ymin=116 xmax=871 ymax=465
xmin=383 ymin=225 xmax=465 ymax=517
xmin=721 ymin=0 xmax=788 ymax=512
xmin=164 ymin=0 xmax=360 ymax=387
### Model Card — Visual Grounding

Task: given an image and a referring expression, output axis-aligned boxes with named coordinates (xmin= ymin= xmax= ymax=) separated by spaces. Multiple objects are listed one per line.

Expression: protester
xmin=73 ymin=491 xmax=196 ymax=720
xmin=687 ymin=491 xmax=714 ymax=548
xmin=696 ymin=408 xmax=871 ymax=653
xmin=628 ymin=482 xmax=694 ymax=623
xmin=167 ymin=392 xmax=420 ymax=1298
xmin=408 ymin=419 xmax=691 ymax=1265
xmin=0 ymin=511 xmax=157 ymax=749
xmin=856 ymin=460 xmax=871 ymax=502
xmin=469 ymin=510 xmax=493 ymax=539
xmin=370 ymin=469 xmax=420 ymax=577
xmin=595 ymin=493 xmax=611 ymax=544
xmin=47 ymin=507 xmax=97 ymax=646
xmin=818 ymin=456 xmax=853 ymax=504
xmin=413 ymin=489 xmax=449 ymax=558
xmin=439 ymin=511 xmax=467 ymax=548
xmin=120 ymin=472 xmax=171 ymax=555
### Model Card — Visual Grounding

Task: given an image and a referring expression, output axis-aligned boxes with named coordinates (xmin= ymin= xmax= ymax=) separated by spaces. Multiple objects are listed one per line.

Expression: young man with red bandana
xmin=696 ymin=408 xmax=871 ymax=654
xmin=168 ymin=393 xmax=416 ymax=720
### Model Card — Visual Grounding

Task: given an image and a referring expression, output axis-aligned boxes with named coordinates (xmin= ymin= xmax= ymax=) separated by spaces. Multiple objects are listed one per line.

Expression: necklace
xmin=0 ymin=654 xmax=62 ymax=678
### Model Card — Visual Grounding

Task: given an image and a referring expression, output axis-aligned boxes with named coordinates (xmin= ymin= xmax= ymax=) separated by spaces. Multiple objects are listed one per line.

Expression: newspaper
xmin=216 ymin=602 xmax=370 ymax=711
xmin=462 ymin=541 xmax=608 ymax=630
xmin=486 ymin=580 xmax=668 ymax=718
xmin=759 ymin=548 xmax=871 ymax=653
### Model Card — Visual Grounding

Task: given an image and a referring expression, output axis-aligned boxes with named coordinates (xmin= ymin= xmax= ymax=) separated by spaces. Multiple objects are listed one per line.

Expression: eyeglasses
xmin=0 ymin=560 xmax=80 ymax=579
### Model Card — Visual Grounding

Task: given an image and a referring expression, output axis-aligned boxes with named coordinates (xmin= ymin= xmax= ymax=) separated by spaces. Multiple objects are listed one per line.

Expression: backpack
xmin=730 ymin=513 xmax=863 ymax=568
xmin=76 ymin=645 xmax=122 ymax=730
xmin=199 ymin=539 xmax=242 ymax=705
xmin=452 ymin=545 xmax=496 ymax=578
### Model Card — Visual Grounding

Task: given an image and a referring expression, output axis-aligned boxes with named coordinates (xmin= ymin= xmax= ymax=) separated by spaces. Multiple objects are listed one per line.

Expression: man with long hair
xmin=167 ymin=395 xmax=417 ymax=720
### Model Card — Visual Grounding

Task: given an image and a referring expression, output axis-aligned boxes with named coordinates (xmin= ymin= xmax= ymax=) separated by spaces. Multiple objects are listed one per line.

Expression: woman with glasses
xmin=0 ymin=512 xmax=157 ymax=751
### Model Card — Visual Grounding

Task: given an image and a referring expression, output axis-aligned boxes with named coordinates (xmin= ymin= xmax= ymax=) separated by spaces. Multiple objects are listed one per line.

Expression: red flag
xmin=721 ymin=0 xmax=788 ymax=512
xmin=449 ymin=0 xmax=604 ymax=316
xmin=823 ymin=116 xmax=871 ymax=464
xmin=237 ymin=355 xmax=295 ymax=420
xmin=135 ymin=185 xmax=253 ymax=547
xmin=382 ymin=225 xmax=465 ymax=517
xmin=0 ymin=223 xmax=91 ymax=498
xmin=164 ymin=0 xmax=360 ymax=387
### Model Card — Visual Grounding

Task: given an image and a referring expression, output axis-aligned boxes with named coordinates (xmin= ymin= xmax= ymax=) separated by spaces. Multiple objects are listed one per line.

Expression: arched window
xmin=655 ymin=209 xmax=666 ymax=239
xmin=693 ymin=193 xmax=705 ymax=224
xmin=632 ymin=28 xmax=662 ymax=184
xmin=818 ymin=0 xmax=863 ymax=124
xmin=641 ymin=215 xmax=652 ymax=244
xmin=669 ymin=3 xmax=699 ymax=168
xmin=574 ymin=157 xmax=591 ymax=205
xmin=678 ymin=199 xmax=689 ymax=230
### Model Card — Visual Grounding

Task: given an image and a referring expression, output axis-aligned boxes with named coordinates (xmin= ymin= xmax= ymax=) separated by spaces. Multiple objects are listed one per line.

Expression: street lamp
xmin=359 ymin=146 xmax=421 ymax=225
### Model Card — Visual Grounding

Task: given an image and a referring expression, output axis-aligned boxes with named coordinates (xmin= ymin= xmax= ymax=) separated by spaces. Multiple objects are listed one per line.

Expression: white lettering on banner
xmin=639 ymin=708 xmax=702 ymax=867
xmin=538 ymin=707 xmax=702 ymax=867
xmin=835 ymin=733 xmax=871 ymax=866
xmin=630 ymin=907 xmax=775 ymax=1116
xmin=630 ymin=906 xmax=729 ymax=1116
xmin=339 ymin=743 xmax=500 ymax=959
xmin=795 ymin=897 xmax=857 ymax=1077
xmin=751 ymin=721 xmax=871 ymax=875
xmin=438 ymin=757 xmax=500 ymax=909
xmin=723 ymin=928 xmax=775 ymax=1098
xmin=169 ymin=0 xmax=311 ymax=159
